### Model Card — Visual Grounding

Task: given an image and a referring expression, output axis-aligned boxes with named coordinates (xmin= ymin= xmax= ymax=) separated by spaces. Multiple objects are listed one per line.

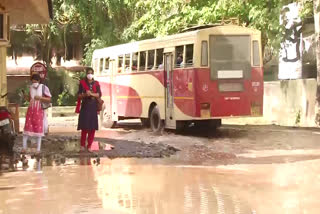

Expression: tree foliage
xmin=123 ymin=0 xmax=313 ymax=55
xmin=9 ymin=0 xmax=316 ymax=65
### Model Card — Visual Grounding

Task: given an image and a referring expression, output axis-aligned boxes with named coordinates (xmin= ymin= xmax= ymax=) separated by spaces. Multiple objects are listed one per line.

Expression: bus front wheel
xmin=150 ymin=106 xmax=164 ymax=133
xmin=100 ymin=107 xmax=116 ymax=129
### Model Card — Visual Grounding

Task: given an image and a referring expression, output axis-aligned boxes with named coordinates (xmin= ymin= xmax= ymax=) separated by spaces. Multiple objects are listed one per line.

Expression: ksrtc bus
xmin=93 ymin=24 xmax=263 ymax=132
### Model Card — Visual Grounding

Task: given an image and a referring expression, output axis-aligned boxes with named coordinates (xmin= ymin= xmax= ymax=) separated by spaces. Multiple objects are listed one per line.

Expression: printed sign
xmin=30 ymin=62 xmax=47 ymax=79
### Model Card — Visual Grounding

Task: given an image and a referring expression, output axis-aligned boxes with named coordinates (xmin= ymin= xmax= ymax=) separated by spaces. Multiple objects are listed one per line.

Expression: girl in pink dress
xmin=22 ymin=74 xmax=51 ymax=153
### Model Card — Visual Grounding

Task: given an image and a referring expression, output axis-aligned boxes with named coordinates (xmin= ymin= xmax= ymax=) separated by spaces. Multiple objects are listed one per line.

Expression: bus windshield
xmin=210 ymin=35 xmax=251 ymax=80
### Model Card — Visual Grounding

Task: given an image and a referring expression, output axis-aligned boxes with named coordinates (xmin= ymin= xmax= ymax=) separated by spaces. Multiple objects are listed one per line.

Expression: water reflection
xmin=90 ymin=159 xmax=253 ymax=214
xmin=0 ymin=158 xmax=320 ymax=214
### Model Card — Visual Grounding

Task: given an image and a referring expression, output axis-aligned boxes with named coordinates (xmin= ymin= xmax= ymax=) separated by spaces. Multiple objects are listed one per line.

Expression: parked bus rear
xmin=174 ymin=25 xmax=263 ymax=128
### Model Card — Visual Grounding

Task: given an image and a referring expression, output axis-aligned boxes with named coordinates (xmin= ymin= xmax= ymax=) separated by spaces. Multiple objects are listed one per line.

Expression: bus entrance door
xmin=110 ymin=60 xmax=118 ymax=122
xmin=164 ymin=53 xmax=176 ymax=129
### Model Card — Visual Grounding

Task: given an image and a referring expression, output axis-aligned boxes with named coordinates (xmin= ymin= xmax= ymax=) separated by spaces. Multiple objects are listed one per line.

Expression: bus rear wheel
xmin=150 ymin=106 xmax=164 ymax=133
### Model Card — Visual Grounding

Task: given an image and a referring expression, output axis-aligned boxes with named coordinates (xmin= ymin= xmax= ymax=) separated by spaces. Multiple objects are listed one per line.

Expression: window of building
xmin=156 ymin=49 xmax=164 ymax=69
xmin=0 ymin=14 xmax=3 ymax=39
xmin=253 ymin=40 xmax=260 ymax=66
xmin=185 ymin=44 xmax=194 ymax=67
xmin=175 ymin=46 xmax=184 ymax=68
xmin=139 ymin=51 xmax=146 ymax=71
xmin=118 ymin=55 xmax=124 ymax=73
xmin=201 ymin=41 xmax=208 ymax=66
xmin=132 ymin=52 xmax=138 ymax=72
xmin=147 ymin=50 xmax=155 ymax=70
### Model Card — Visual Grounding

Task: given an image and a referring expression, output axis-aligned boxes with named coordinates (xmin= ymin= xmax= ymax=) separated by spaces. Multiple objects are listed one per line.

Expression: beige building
xmin=0 ymin=0 xmax=52 ymax=106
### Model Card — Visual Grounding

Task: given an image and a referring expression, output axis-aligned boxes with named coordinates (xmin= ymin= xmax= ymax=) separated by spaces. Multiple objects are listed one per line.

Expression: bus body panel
xmin=172 ymin=67 xmax=263 ymax=120
xmin=97 ymin=71 xmax=166 ymax=120
xmin=98 ymin=66 xmax=263 ymax=121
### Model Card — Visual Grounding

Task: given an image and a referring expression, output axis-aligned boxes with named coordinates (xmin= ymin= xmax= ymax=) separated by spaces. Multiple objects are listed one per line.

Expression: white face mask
xmin=87 ymin=74 xmax=93 ymax=80
xmin=32 ymin=83 xmax=39 ymax=88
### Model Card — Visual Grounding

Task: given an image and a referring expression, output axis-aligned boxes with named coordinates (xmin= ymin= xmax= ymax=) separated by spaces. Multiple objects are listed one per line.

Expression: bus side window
xmin=147 ymin=50 xmax=155 ymax=70
xmin=125 ymin=54 xmax=130 ymax=72
xmin=93 ymin=58 xmax=99 ymax=73
xmin=132 ymin=52 xmax=138 ymax=72
xmin=201 ymin=41 xmax=208 ymax=66
xmin=139 ymin=51 xmax=146 ymax=71
xmin=156 ymin=48 xmax=164 ymax=69
xmin=253 ymin=40 xmax=260 ymax=66
xmin=185 ymin=44 xmax=194 ymax=67
xmin=118 ymin=55 xmax=124 ymax=73
xmin=99 ymin=58 xmax=104 ymax=74
xmin=175 ymin=46 xmax=184 ymax=68
xmin=102 ymin=57 xmax=110 ymax=74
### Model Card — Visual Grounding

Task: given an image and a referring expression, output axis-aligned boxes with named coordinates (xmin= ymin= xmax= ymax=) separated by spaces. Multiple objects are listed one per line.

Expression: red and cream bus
xmin=93 ymin=24 xmax=263 ymax=132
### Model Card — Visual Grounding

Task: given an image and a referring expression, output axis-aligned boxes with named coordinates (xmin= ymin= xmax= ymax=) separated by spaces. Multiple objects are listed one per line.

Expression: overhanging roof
xmin=1 ymin=0 xmax=52 ymax=24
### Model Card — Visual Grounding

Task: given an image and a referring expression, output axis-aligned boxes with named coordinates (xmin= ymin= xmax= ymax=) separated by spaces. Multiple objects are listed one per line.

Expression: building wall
xmin=0 ymin=47 xmax=7 ymax=106
xmin=223 ymin=79 xmax=318 ymax=127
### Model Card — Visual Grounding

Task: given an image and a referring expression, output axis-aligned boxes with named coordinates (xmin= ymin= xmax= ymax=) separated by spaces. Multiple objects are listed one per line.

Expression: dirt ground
xmin=10 ymin=118 xmax=320 ymax=166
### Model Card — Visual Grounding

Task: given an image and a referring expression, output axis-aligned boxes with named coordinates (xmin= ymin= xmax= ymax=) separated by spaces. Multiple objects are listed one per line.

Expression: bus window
xmin=210 ymin=35 xmax=250 ymax=79
xmin=99 ymin=58 xmax=104 ymax=73
xmin=125 ymin=54 xmax=130 ymax=72
xmin=132 ymin=52 xmax=138 ymax=72
xmin=118 ymin=55 xmax=124 ymax=73
xmin=156 ymin=48 xmax=164 ymax=69
xmin=175 ymin=46 xmax=184 ymax=68
xmin=253 ymin=40 xmax=260 ymax=66
xmin=201 ymin=41 xmax=208 ymax=66
xmin=185 ymin=44 xmax=194 ymax=67
xmin=93 ymin=58 xmax=99 ymax=73
xmin=147 ymin=50 xmax=155 ymax=70
xmin=102 ymin=57 xmax=109 ymax=74
xmin=104 ymin=58 xmax=109 ymax=70
xmin=139 ymin=51 xmax=146 ymax=71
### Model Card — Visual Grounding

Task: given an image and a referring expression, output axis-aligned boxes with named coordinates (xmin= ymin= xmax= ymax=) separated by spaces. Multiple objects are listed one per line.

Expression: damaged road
xmin=2 ymin=122 xmax=320 ymax=170
xmin=12 ymin=135 xmax=180 ymax=159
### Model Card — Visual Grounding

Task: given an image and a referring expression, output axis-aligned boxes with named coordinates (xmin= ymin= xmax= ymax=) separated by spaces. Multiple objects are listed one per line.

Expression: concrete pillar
xmin=0 ymin=46 xmax=7 ymax=107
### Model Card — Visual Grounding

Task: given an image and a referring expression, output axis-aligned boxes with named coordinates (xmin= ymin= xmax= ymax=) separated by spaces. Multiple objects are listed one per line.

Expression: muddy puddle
xmin=11 ymin=135 xmax=179 ymax=160
xmin=0 ymin=156 xmax=320 ymax=214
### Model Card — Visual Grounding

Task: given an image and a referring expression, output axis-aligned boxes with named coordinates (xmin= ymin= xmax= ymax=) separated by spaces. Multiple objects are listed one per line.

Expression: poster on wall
xmin=278 ymin=2 xmax=303 ymax=80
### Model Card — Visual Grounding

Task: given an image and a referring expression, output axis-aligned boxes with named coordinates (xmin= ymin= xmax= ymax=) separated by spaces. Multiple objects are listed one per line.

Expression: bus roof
xmin=92 ymin=25 xmax=260 ymax=59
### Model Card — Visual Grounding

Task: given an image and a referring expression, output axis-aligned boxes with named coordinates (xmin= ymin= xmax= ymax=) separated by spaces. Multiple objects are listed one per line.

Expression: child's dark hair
xmin=31 ymin=73 xmax=40 ymax=81
xmin=86 ymin=67 xmax=94 ymax=74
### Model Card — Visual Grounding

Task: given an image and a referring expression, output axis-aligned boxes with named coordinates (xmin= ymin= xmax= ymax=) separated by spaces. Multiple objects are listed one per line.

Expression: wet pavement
xmin=1 ymin=122 xmax=320 ymax=213
xmin=1 ymin=157 xmax=320 ymax=214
